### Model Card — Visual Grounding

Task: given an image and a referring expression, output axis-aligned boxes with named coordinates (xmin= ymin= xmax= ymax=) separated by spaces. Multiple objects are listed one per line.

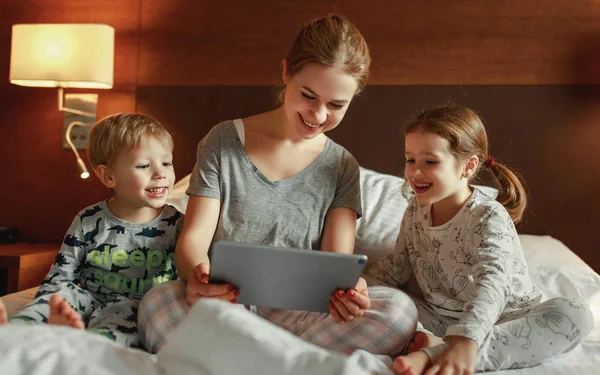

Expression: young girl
xmin=137 ymin=14 xmax=418 ymax=355
xmin=367 ymin=105 xmax=594 ymax=375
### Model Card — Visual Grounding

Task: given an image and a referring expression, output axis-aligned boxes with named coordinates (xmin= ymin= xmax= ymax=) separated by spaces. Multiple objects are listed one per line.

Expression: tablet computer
xmin=209 ymin=241 xmax=368 ymax=313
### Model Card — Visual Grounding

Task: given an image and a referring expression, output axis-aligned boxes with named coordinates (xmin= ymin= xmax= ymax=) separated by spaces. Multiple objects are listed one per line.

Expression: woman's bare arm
xmin=175 ymin=195 xmax=221 ymax=281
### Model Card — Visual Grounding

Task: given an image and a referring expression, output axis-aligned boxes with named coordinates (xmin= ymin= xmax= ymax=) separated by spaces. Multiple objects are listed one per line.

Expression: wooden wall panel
xmin=0 ymin=0 xmax=140 ymax=244
xmin=138 ymin=0 xmax=330 ymax=86
xmin=138 ymin=0 xmax=600 ymax=85
xmin=136 ymin=86 xmax=277 ymax=178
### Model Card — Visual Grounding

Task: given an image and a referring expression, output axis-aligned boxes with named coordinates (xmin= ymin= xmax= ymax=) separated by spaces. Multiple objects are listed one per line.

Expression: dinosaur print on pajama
xmin=9 ymin=201 xmax=183 ymax=348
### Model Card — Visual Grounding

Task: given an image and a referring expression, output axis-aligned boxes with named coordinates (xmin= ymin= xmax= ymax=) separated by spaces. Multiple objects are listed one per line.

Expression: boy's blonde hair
xmin=87 ymin=113 xmax=173 ymax=170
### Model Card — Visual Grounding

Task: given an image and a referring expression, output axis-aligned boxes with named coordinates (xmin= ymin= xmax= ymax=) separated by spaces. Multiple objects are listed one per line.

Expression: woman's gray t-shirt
xmin=186 ymin=119 xmax=362 ymax=250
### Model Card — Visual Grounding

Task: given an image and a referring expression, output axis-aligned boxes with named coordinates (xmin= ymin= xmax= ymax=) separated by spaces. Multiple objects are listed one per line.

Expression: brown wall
xmin=1 ymin=1 xmax=599 ymax=272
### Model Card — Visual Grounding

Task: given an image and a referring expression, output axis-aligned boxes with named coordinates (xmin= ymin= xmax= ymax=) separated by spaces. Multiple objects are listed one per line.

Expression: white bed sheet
xmin=1 ymin=234 xmax=598 ymax=375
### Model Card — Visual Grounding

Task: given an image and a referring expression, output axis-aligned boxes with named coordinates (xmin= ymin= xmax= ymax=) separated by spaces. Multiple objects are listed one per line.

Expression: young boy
xmin=0 ymin=113 xmax=183 ymax=348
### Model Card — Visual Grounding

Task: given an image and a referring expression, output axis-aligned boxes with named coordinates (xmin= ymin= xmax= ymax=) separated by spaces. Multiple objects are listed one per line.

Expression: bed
xmin=1 ymin=168 xmax=599 ymax=375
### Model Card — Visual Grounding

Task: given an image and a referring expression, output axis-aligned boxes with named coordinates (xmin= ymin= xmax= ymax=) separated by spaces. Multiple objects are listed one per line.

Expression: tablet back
xmin=209 ymin=241 xmax=368 ymax=313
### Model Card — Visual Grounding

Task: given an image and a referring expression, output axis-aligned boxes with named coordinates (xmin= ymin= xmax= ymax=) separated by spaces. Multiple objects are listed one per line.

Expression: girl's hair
xmin=87 ymin=113 xmax=174 ymax=170
xmin=279 ymin=13 xmax=371 ymax=101
xmin=404 ymin=105 xmax=528 ymax=223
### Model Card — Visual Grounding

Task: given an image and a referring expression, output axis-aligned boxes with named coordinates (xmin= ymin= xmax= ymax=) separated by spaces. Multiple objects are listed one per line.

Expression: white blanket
xmin=0 ymin=300 xmax=391 ymax=375
xmin=1 ymin=234 xmax=599 ymax=375
xmin=2 ymin=296 xmax=598 ymax=375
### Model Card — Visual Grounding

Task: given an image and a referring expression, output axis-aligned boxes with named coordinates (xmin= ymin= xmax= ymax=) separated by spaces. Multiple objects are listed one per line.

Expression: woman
xmin=138 ymin=14 xmax=418 ymax=357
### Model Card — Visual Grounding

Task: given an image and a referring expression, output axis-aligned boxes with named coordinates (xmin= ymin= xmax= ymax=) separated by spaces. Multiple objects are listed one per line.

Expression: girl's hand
xmin=424 ymin=336 xmax=478 ymax=375
xmin=185 ymin=263 xmax=239 ymax=305
xmin=329 ymin=276 xmax=371 ymax=324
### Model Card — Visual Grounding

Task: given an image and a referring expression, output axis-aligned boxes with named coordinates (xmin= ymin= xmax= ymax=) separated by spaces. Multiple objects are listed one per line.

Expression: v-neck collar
xmin=231 ymin=119 xmax=332 ymax=186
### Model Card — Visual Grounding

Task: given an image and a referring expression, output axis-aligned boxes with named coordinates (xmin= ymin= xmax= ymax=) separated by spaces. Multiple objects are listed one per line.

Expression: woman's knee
xmin=369 ymin=286 xmax=418 ymax=318
xmin=145 ymin=279 xmax=185 ymax=298
xmin=139 ymin=280 xmax=187 ymax=316
xmin=138 ymin=280 xmax=189 ymax=352
xmin=368 ymin=287 xmax=418 ymax=334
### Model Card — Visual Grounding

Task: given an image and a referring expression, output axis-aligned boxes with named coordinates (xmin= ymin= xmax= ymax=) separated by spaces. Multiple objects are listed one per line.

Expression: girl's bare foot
xmin=392 ymin=351 xmax=431 ymax=375
xmin=407 ymin=331 xmax=444 ymax=353
xmin=47 ymin=294 xmax=84 ymax=329
xmin=0 ymin=299 xmax=7 ymax=324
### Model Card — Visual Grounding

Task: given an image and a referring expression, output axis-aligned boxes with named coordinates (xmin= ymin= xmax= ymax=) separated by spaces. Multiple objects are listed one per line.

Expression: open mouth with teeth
xmin=299 ymin=113 xmax=323 ymax=129
xmin=412 ymin=181 xmax=432 ymax=194
xmin=146 ymin=187 xmax=168 ymax=198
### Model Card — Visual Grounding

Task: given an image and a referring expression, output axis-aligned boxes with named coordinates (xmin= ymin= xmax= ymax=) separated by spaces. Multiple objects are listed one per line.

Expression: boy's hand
xmin=185 ymin=263 xmax=239 ymax=305
xmin=329 ymin=276 xmax=371 ymax=324
xmin=424 ymin=336 xmax=478 ymax=375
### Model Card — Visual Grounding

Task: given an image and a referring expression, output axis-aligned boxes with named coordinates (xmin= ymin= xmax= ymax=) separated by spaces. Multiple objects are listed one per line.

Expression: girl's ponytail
xmin=487 ymin=158 xmax=527 ymax=224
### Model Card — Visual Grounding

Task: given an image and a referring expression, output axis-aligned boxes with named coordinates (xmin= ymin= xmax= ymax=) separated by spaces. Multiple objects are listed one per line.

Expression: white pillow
xmin=354 ymin=169 xmax=407 ymax=269
xmin=519 ymin=234 xmax=600 ymax=306
xmin=167 ymin=174 xmax=191 ymax=213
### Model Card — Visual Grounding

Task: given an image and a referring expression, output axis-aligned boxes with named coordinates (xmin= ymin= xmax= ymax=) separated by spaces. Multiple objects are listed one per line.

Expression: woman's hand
xmin=424 ymin=336 xmax=478 ymax=375
xmin=185 ymin=263 xmax=239 ymax=305
xmin=329 ymin=276 xmax=371 ymax=323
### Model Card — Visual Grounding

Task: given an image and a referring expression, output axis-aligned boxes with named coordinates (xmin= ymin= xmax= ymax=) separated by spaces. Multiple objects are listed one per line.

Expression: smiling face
xmin=404 ymin=131 xmax=473 ymax=209
xmin=100 ymin=136 xmax=175 ymax=217
xmin=282 ymin=61 xmax=358 ymax=140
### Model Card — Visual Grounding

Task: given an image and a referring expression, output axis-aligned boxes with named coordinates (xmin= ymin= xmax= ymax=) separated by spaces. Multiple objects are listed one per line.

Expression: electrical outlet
xmin=62 ymin=93 xmax=98 ymax=150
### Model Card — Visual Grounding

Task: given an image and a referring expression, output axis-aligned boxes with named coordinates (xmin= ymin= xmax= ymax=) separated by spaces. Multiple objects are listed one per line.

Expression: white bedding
xmin=1 ymin=169 xmax=598 ymax=374
xmin=2 ymin=234 xmax=598 ymax=375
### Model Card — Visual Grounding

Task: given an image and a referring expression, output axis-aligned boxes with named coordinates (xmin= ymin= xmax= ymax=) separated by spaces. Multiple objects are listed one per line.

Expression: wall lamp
xmin=9 ymin=24 xmax=115 ymax=179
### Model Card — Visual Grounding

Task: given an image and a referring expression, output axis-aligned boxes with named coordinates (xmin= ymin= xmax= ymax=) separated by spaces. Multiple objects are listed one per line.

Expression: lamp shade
xmin=9 ymin=24 xmax=114 ymax=89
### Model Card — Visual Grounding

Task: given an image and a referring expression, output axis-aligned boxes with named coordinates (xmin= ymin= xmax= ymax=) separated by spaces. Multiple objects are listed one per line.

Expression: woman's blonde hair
xmin=87 ymin=113 xmax=173 ymax=170
xmin=404 ymin=105 xmax=528 ymax=223
xmin=278 ymin=14 xmax=371 ymax=102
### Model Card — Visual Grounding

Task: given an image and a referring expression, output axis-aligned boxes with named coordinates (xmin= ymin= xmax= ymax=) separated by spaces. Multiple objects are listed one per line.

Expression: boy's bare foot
xmin=0 ymin=299 xmax=7 ymax=324
xmin=392 ymin=351 xmax=431 ymax=375
xmin=47 ymin=294 xmax=84 ymax=329
xmin=407 ymin=331 xmax=444 ymax=353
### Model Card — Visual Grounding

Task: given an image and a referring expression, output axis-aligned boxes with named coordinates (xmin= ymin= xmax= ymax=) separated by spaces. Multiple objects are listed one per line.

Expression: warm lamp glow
xmin=9 ymin=23 xmax=114 ymax=180
xmin=9 ymin=24 xmax=114 ymax=89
